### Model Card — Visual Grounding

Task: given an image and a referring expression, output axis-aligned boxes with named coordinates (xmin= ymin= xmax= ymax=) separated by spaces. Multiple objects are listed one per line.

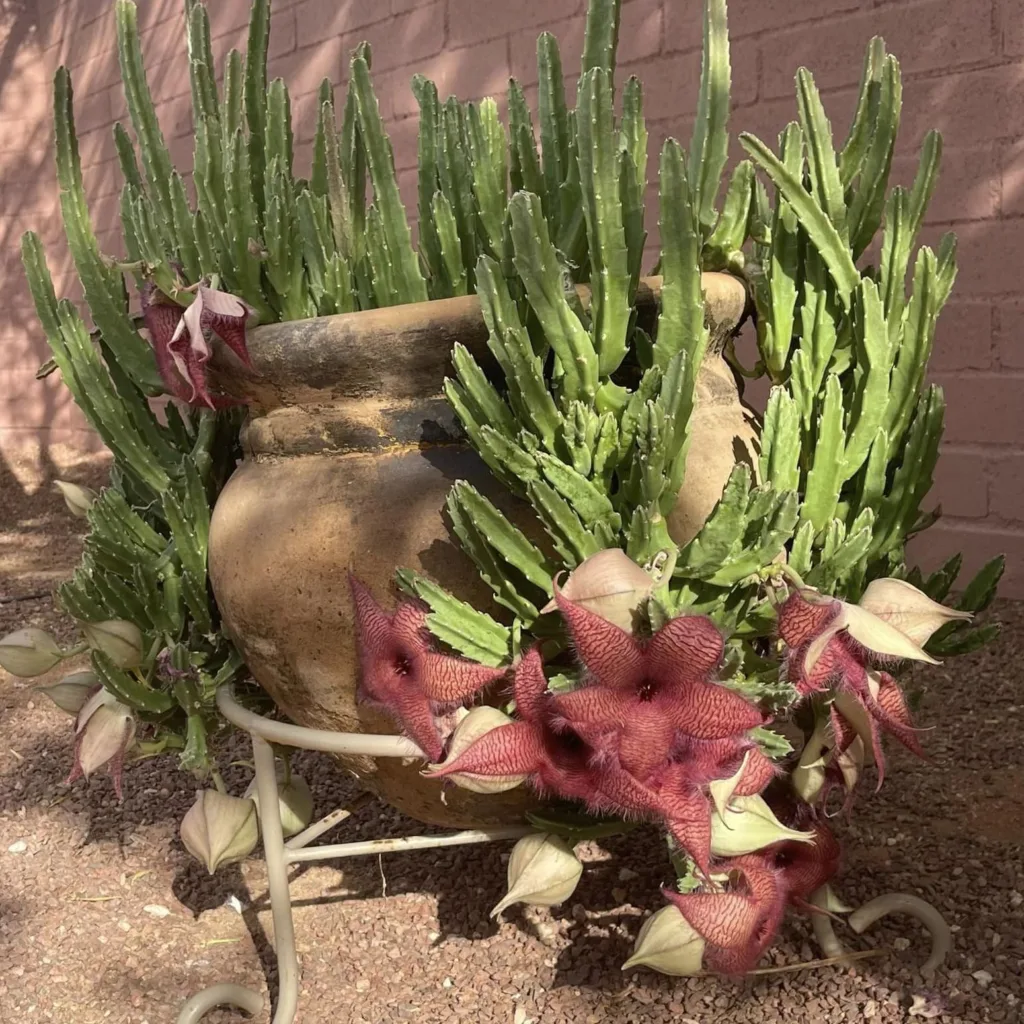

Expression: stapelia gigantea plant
xmin=344 ymin=0 xmax=1008 ymax=975
xmin=0 ymin=0 xmax=1005 ymax=973
xmin=0 ymin=0 xmax=512 ymax=800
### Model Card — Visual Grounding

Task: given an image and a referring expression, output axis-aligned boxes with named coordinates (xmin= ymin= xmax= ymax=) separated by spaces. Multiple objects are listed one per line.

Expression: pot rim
xmin=210 ymin=271 xmax=748 ymax=410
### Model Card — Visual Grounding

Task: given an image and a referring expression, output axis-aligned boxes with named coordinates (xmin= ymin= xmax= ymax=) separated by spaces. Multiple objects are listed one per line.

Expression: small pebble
xmin=7 ymin=841 xmax=26 ymax=854
xmin=973 ymin=970 xmax=994 ymax=987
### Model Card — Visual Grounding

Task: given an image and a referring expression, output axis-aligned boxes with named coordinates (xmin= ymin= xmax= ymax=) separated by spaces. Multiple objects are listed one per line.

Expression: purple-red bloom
xmin=663 ymin=855 xmax=788 ymax=975
xmin=550 ymin=584 xmax=764 ymax=784
xmin=779 ymin=589 xmax=926 ymax=787
xmin=427 ymin=586 xmax=770 ymax=872
xmin=140 ymin=283 xmax=254 ymax=408
xmin=349 ymin=577 xmax=507 ymax=761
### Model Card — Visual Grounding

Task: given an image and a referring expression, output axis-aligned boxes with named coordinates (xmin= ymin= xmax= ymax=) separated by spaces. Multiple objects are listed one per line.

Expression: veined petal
xmin=197 ymin=285 xmax=255 ymax=367
xmin=665 ymin=891 xmax=764 ymax=950
xmin=660 ymin=683 xmax=764 ymax=740
xmin=645 ymin=614 xmax=725 ymax=684
xmin=423 ymin=720 xmax=544 ymax=779
xmin=418 ymin=652 xmax=505 ymax=704
xmin=857 ymin=577 xmax=972 ymax=645
xmin=803 ymin=622 xmax=843 ymax=675
xmin=778 ymin=590 xmax=841 ymax=648
xmin=388 ymin=687 xmax=445 ymax=761
xmin=513 ymin=648 xmax=549 ymax=723
xmin=555 ymin=586 xmax=646 ymax=690
xmin=551 ymin=685 xmax=634 ymax=733
xmin=841 ymin=603 xmax=939 ymax=664
xmin=867 ymin=671 xmax=925 ymax=758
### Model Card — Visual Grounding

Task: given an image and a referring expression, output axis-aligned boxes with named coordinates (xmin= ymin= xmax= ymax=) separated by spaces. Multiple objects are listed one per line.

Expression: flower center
xmin=637 ymin=679 xmax=656 ymax=702
xmin=392 ymin=654 xmax=413 ymax=677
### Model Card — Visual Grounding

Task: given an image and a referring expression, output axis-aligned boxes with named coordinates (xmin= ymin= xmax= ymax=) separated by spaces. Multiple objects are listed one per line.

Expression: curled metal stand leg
xmin=176 ymin=686 xmax=532 ymax=1024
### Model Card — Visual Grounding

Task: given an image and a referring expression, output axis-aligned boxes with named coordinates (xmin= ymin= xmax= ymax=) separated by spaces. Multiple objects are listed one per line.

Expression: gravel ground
xmin=0 ymin=455 xmax=1021 ymax=1024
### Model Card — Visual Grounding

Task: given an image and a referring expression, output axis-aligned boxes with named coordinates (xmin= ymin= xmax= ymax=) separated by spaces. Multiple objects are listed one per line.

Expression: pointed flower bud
xmin=622 ymin=905 xmax=706 ymax=975
xmin=180 ymin=790 xmax=259 ymax=874
xmin=68 ymin=688 xmax=137 ymax=798
xmin=80 ymin=620 xmax=144 ymax=669
xmin=540 ymin=549 xmax=656 ymax=632
xmin=490 ymin=833 xmax=583 ymax=917
xmin=37 ymin=670 xmax=99 ymax=715
xmin=0 ymin=627 xmax=64 ymax=677
xmin=791 ymin=712 xmax=831 ymax=804
xmin=54 ymin=480 xmax=97 ymax=517
xmin=244 ymin=770 xmax=314 ymax=838
xmin=857 ymin=577 xmax=973 ymax=646
xmin=710 ymin=794 xmax=815 ymax=857
xmin=426 ymin=706 xmax=528 ymax=794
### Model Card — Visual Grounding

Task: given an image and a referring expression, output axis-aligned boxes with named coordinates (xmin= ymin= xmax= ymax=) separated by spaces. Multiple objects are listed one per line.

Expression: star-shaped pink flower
xmin=350 ymin=576 xmax=507 ymax=760
xmin=550 ymin=586 xmax=765 ymax=783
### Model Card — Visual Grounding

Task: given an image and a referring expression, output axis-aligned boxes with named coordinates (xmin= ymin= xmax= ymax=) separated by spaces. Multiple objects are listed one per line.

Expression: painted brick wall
xmin=1 ymin=0 xmax=1022 ymax=595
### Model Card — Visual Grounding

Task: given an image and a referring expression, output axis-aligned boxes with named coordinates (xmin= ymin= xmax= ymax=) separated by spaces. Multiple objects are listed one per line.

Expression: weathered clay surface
xmin=208 ymin=273 xmax=751 ymax=827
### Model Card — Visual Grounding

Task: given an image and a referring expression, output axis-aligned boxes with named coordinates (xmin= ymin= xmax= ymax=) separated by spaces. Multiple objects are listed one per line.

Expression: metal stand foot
xmin=177 ymin=687 xmax=532 ymax=1023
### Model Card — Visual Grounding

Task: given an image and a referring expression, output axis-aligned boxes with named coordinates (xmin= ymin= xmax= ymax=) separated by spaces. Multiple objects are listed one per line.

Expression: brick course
xmin=2 ymin=0 xmax=1022 ymax=595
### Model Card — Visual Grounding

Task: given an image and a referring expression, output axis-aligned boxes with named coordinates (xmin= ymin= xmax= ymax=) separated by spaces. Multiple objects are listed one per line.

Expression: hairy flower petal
xmin=555 ymin=584 xmax=646 ymax=689
xmin=424 ymin=720 xmax=545 ymax=779
xmin=661 ymin=682 xmax=765 ymax=740
xmin=645 ymin=614 xmax=725 ymax=684
xmin=350 ymin=575 xmax=505 ymax=760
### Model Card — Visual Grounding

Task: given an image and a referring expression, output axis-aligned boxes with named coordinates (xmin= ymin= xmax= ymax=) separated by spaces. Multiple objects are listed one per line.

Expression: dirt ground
xmin=0 ymin=453 xmax=1021 ymax=1024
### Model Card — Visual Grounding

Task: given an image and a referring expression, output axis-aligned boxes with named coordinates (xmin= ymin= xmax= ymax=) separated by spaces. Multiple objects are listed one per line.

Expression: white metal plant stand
xmin=175 ymin=686 xmax=533 ymax=1024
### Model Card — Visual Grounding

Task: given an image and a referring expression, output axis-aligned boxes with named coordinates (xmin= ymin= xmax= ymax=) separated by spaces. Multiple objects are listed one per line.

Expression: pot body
xmin=208 ymin=276 xmax=751 ymax=827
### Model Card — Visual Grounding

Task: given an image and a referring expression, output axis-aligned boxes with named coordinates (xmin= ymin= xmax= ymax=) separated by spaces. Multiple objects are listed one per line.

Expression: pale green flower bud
xmin=244 ymin=770 xmax=314 ymax=838
xmin=792 ymin=713 xmax=831 ymax=804
xmin=81 ymin=620 xmax=144 ymax=669
xmin=541 ymin=548 xmax=655 ymax=632
xmin=37 ymin=670 xmax=98 ymax=715
xmin=180 ymin=790 xmax=259 ymax=874
xmin=54 ymin=480 xmax=97 ymax=517
xmin=74 ymin=688 xmax=136 ymax=779
xmin=490 ymin=833 xmax=583 ymax=917
xmin=426 ymin=706 xmax=527 ymax=794
xmin=622 ymin=905 xmax=706 ymax=975
xmin=710 ymin=794 xmax=815 ymax=857
xmin=0 ymin=627 xmax=63 ymax=677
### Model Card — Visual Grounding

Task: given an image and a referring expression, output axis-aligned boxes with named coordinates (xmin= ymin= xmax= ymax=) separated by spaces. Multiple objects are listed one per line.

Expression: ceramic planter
xmin=207 ymin=273 xmax=751 ymax=827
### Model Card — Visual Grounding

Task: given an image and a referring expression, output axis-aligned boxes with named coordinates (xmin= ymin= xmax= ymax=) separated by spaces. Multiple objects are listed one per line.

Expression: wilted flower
xmin=0 ymin=627 xmax=63 ymax=677
xmin=540 ymin=548 xmax=656 ymax=632
xmin=350 ymin=576 xmax=507 ymax=761
xmin=244 ymin=769 xmax=314 ymax=838
xmin=80 ymin=620 xmax=144 ymax=669
xmin=180 ymin=789 xmax=259 ymax=873
xmin=66 ymin=688 xmax=137 ymax=799
xmin=140 ymin=282 xmax=254 ymax=408
xmin=490 ymin=833 xmax=583 ymax=917
xmin=427 ymin=706 xmax=528 ymax=794
xmin=53 ymin=480 xmax=97 ymax=517
xmin=779 ymin=579 xmax=969 ymax=787
xmin=663 ymin=855 xmax=788 ymax=974
xmin=37 ymin=670 xmax=99 ymax=715
xmin=710 ymin=794 xmax=815 ymax=857
xmin=622 ymin=904 xmax=706 ymax=975
xmin=771 ymin=815 xmax=841 ymax=911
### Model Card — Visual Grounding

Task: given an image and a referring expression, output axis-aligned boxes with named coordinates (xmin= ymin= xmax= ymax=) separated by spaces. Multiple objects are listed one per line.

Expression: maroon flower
xmin=350 ymin=576 xmax=507 ymax=760
xmin=663 ymin=854 xmax=787 ymax=974
xmin=140 ymin=283 xmax=253 ymax=408
xmin=778 ymin=589 xmax=929 ymax=788
xmin=770 ymin=812 xmax=841 ymax=912
xmin=550 ymin=586 xmax=765 ymax=784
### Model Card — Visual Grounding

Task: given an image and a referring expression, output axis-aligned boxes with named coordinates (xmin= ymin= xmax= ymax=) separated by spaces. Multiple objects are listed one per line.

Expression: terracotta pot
xmin=207 ymin=274 xmax=749 ymax=827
